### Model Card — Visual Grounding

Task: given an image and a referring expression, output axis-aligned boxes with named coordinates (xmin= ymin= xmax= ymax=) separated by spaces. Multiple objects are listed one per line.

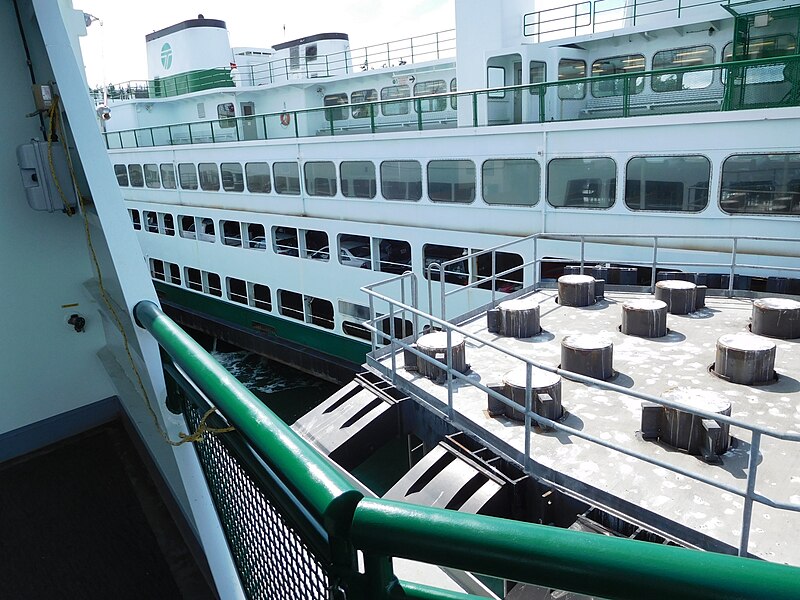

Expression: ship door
xmin=240 ymin=102 xmax=257 ymax=140
xmin=513 ymin=61 xmax=522 ymax=124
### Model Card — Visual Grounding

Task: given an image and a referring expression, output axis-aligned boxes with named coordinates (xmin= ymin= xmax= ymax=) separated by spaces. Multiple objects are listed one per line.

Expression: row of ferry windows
xmin=149 ymin=258 xmax=413 ymax=341
xmin=118 ymin=153 xmax=800 ymax=214
xmin=538 ymin=36 xmax=796 ymax=99
xmin=323 ymin=78 xmax=458 ymax=120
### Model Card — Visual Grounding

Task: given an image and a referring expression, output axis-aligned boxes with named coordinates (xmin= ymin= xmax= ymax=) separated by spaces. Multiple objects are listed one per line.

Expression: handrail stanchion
xmin=472 ymin=92 xmax=478 ymax=127
xmin=389 ymin=303 xmax=397 ymax=385
xmin=728 ymin=237 xmax=738 ymax=297
xmin=369 ymin=293 xmax=378 ymax=353
xmin=651 ymin=236 xmax=659 ymax=293
xmin=739 ymin=431 xmax=761 ymax=557
xmin=491 ymin=250 xmax=497 ymax=304
xmin=525 ymin=362 xmax=533 ymax=471
xmin=580 ymin=235 xmax=586 ymax=274
xmin=446 ymin=327 xmax=454 ymax=419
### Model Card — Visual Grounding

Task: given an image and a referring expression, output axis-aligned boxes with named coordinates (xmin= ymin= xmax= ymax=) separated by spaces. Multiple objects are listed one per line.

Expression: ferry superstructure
xmin=101 ymin=0 xmax=800 ymax=380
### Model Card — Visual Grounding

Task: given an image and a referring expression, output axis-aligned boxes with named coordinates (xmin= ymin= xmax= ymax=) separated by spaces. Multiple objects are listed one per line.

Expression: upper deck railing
xmin=134 ymin=299 xmax=800 ymax=600
xmin=103 ymin=53 xmax=800 ymax=150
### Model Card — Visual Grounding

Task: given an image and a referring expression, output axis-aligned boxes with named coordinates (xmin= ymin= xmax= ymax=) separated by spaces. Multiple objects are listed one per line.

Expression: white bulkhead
xmin=146 ymin=17 xmax=234 ymax=79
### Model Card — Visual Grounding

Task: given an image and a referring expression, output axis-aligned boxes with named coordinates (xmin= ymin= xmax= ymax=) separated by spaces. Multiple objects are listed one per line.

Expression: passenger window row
xmin=323 ymin=78 xmax=458 ymax=121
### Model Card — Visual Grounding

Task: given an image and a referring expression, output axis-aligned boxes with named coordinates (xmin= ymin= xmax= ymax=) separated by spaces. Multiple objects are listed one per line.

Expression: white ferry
xmin=101 ymin=0 xmax=799 ymax=380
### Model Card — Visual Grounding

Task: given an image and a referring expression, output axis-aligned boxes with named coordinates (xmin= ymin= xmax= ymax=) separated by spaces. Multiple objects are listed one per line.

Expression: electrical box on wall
xmin=16 ymin=141 xmax=78 ymax=213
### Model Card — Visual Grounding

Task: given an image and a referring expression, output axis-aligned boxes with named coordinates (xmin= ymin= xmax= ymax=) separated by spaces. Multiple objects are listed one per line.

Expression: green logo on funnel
xmin=161 ymin=43 xmax=173 ymax=69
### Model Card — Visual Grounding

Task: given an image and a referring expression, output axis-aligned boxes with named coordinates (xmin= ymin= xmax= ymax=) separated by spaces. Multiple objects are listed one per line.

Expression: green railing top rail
xmin=133 ymin=299 xmax=800 ymax=600
xmin=104 ymin=52 xmax=800 ymax=149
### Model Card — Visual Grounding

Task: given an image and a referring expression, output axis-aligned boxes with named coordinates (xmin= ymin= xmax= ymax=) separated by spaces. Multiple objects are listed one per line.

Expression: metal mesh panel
xmin=185 ymin=401 xmax=331 ymax=600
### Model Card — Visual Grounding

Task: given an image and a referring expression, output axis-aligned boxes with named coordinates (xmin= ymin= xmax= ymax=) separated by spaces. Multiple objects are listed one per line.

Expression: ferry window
xmin=381 ymin=160 xmax=422 ymax=201
xmin=143 ymin=164 xmax=160 ymax=188
xmin=529 ymin=61 xmax=546 ymax=95
xmin=200 ymin=218 xmax=215 ymax=242
xmin=160 ymin=164 xmax=176 ymax=189
xmin=308 ymin=296 xmax=334 ymax=329
xmin=380 ymin=85 xmax=410 ymax=116
xmin=339 ymin=300 xmax=370 ymax=322
xmin=185 ymin=267 xmax=203 ymax=292
xmin=178 ymin=163 xmax=198 ymax=190
xmin=251 ymin=283 xmax=272 ymax=311
xmin=477 ymin=251 xmax=523 ymax=292
xmin=279 ymin=290 xmax=304 ymax=321
xmin=217 ymin=103 xmax=235 ymax=128
xmin=246 ymin=223 xmax=266 ymax=250
xmin=289 ymin=46 xmax=300 ymax=70
xmin=379 ymin=238 xmax=411 ymax=274
xmin=305 ymin=44 xmax=318 ymax=61
xmin=150 ymin=259 xmax=165 ymax=281
xmin=338 ymin=234 xmax=371 ymax=269
xmin=722 ymin=35 xmax=795 ymax=84
xmin=351 ymin=89 xmax=377 ymax=119
xmin=128 ymin=209 xmax=141 ymax=230
xmin=143 ymin=211 xmax=158 ymax=233
xmin=199 ymin=163 xmax=220 ymax=191
xmin=428 ymin=160 xmax=476 ymax=203
xmin=342 ymin=321 xmax=371 ymax=341
xmin=246 ymin=162 xmax=272 ymax=193
xmin=547 ymin=158 xmax=616 ymax=208
xmin=227 ymin=277 xmax=248 ymax=304
xmin=114 ymin=164 xmax=129 ymax=186
xmin=221 ymin=220 xmax=242 ymax=246
xmin=558 ymin=59 xmax=587 ymax=99
xmin=163 ymin=213 xmax=175 ymax=236
xmin=341 ymin=161 xmax=376 ymax=199
xmin=274 ymin=162 xmax=301 ymax=195
xmin=487 ymin=67 xmax=506 ymax=98
xmin=128 ymin=164 xmax=144 ymax=187
xmin=591 ymin=54 xmax=645 ymax=98
xmin=221 ymin=163 xmax=244 ymax=192
xmin=450 ymin=78 xmax=457 ymax=109
xmin=324 ymin=93 xmax=349 ymax=122
xmin=273 ymin=226 xmax=299 ymax=256
xmin=304 ymin=229 xmax=329 ymax=260
xmin=625 ymin=156 xmax=710 ymax=212
xmin=423 ymin=244 xmax=468 ymax=284
xmin=414 ymin=80 xmax=447 ymax=112
xmin=652 ymin=46 xmax=714 ymax=92
xmin=482 ymin=159 xmax=540 ymax=206
xmin=168 ymin=262 xmax=181 ymax=285
xmin=206 ymin=272 xmax=222 ymax=297
xmin=179 ymin=215 xmax=196 ymax=239
xmin=720 ymin=153 xmax=800 ymax=215
xmin=304 ymin=161 xmax=337 ymax=197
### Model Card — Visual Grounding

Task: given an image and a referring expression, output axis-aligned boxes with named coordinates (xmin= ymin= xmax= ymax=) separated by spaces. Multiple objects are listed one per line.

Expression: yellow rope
xmin=49 ymin=95 xmax=233 ymax=445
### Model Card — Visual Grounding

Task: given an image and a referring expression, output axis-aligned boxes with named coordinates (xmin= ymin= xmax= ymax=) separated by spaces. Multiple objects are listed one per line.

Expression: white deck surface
xmin=379 ymin=290 xmax=800 ymax=565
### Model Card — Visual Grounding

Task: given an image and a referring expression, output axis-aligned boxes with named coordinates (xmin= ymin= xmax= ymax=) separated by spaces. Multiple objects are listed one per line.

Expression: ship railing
xmin=524 ymin=0 xmax=727 ymax=42
xmin=361 ymin=235 xmax=800 ymax=560
xmin=103 ymin=53 xmax=800 ymax=150
xmin=134 ymin=299 xmax=800 ymax=599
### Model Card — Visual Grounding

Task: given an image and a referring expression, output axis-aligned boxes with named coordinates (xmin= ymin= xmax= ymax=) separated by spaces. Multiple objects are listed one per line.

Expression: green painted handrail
xmin=351 ymin=498 xmax=800 ymax=600
xmin=133 ymin=300 xmax=362 ymax=534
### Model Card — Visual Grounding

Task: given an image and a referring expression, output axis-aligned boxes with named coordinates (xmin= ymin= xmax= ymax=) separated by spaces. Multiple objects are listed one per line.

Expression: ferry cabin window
xmin=217 ymin=102 xmax=236 ymax=128
xmin=199 ymin=163 xmax=220 ymax=191
xmin=340 ymin=161 xmax=376 ymax=199
xmin=273 ymin=162 xmax=301 ymax=195
xmin=179 ymin=215 xmax=196 ymax=239
xmin=251 ymin=283 xmax=272 ymax=311
xmin=342 ymin=321 xmax=371 ymax=341
xmin=128 ymin=164 xmax=144 ymax=187
xmin=143 ymin=163 xmax=160 ymax=188
xmin=227 ymin=277 xmax=248 ymax=304
xmin=221 ymin=220 xmax=242 ymax=246
xmin=324 ymin=93 xmax=349 ymax=122
xmin=337 ymin=234 xmax=371 ymax=269
xmin=221 ymin=163 xmax=244 ymax=192
xmin=379 ymin=238 xmax=411 ymax=274
xmin=414 ymin=80 xmax=447 ymax=112
xmin=279 ymin=290 xmax=304 ymax=321
xmin=652 ymin=46 xmax=714 ymax=92
xmin=351 ymin=89 xmax=377 ymax=119
xmin=160 ymin=163 xmax=176 ymax=189
xmin=167 ymin=262 xmax=181 ymax=285
xmin=423 ymin=244 xmax=468 ymax=284
xmin=381 ymin=85 xmax=410 ymax=116
xmin=450 ymin=78 xmax=457 ymax=109
xmin=591 ymin=54 xmax=645 ymax=97
xmin=150 ymin=259 xmax=166 ymax=281
xmin=304 ymin=162 xmax=337 ymax=197
xmin=482 ymin=159 xmax=540 ymax=206
xmin=487 ymin=67 xmax=506 ymax=98
xmin=143 ymin=211 xmax=158 ymax=233
xmin=476 ymin=251 xmax=523 ymax=292
xmin=246 ymin=162 xmax=272 ymax=193
xmin=339 ymin=300 xmax=373 ymax=341
xmin=304 ymin=229 xmax=329 ymax=260
xmin=305 ymin=44 xmax=318 ymax=61
xmin=206 ymin=272 xmax=223 ymax=297
xmin=428 ymin=160 xmax=476 ymax=203
xmin=722 ymin=35 xmax=796 ymax=85
xmin=178 ymin=163 xmax=198 ymax=190
xmin=308 ymin=297 xmax=335 ymax=329
xmin=273 ymin=226 xmax=299 ymax=256
xmin=547 ymin=158 xmax=616 ymax=208
xmin=290 ymin=46 xmax=300 ymax=70
xmin=128 ymin=209 xmax=141 ymax=230
xmin=381 ymin=161 xmax=422 ymax=201
xmin=114 ymin=164 xmax=129 ymax=186
xmin=720 ymin=153 xmax=800 ymax=215
xmin=529 ymin=61 xmax=546 ymax=95
xmin=185 ymin=267 xmax=203 ymax=292
xmin=163 ymin=213 xmax=175 ymax=236
xmin=625 ymin=156 xmax=710 ymax=212
xmin=558 ymin=59 xmax=587 ymax=99
xmin=246 ymin=223 xmax=266 ymax=250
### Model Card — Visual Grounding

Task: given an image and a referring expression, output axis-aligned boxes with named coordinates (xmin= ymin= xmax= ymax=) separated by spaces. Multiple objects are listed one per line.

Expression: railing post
xmin=370 ymin=102 xmax=376 ymax=133
xmin=149 ymin=128 xmax=155 ymax=146
xmin=188 ymin=122 xmax=194 ymax=144
xmin=416 ymin=98 xmax=423 ymax=130
xmin=387 ymin=43 xmax=391 ymax=67
xmin=446 ymin=328 xmax=454 ymax=419
xmin=533 ymin=237 xmax=539 ymax=289
xmin=410 ymin=38 xmax=415 ymax=63
xmin=633 ymin=0 xmax=638 ymax=26
xmin=294 ymin=111 xmax=299 ymax=138
xmin=651 ymin=236 xmax=659 ymax=293
xmin=269 ymin=61 xmax=273 ymax=84
xmin=623 ymin=75 xmax=631 ymax=118
xmin=168 ymin=125 xmax=173 ymax=146
xmin=436 ymin=31 xmax=440 ymax=59
xmin=389 ymin=302 xmax=397 ymax=385
xmin=210 ymin=122 xmax=216 ymax=144
xmin=325 ymin=55 xmax=330 ymax=77
xmin=539 ymin=85 xmax=546 ymax=122
xmin=728 ymin=237 xmax=738 ymax=297
xmin=118 ymin=131 xmax=123 ymax=149
xmin=491 ymin=250 xmax=497 ymax=304
xmin=369 ymin=293 xmax=378 ymax=352
xmin=262 ymin=115 xmax=268 ymax=140
xmin=235 ymin=117 xmax=241 ymax=142
xmin=525 ymin=362 xmax=532 ymax=470
xmin=738 ymin=431 xmax=761 ymax=557
xmin=580 ymin=235 xmax=586 ymax=274
xmin=574 ymin=2 xmax=579 ymax=36
xmin=472 ymin=92 xmax=478 ymax=127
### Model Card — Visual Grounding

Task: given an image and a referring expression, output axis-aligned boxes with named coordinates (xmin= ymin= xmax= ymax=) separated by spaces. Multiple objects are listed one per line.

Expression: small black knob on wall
xmin=68 ymin=314 xmax=86 ymax=333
